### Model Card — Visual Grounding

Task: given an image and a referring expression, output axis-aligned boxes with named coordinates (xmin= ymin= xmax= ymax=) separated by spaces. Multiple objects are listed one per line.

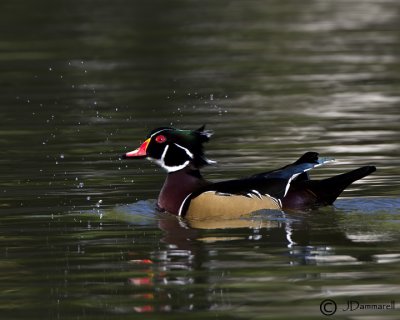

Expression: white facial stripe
xmin=149 ymin=128 xmax=173 ymax=138
xmin=161 ymin=144 xmax=169 ymax=161
xmin=148 ymin=145 xmax=168 ymax=169
xmin=173 ymin=143 xmax=194 ymax=159
xmin=201 ymin=130 xmax=213 ymax=138
xmin=150 ymin=144 xmax=191 ymax=173
xmin=204 ymin=158 xmax=217 ymax=165
xmin=167 ymin=161 xmax=190 ymax=172
xmin=153 ymin=159 xmax=190 ymax=173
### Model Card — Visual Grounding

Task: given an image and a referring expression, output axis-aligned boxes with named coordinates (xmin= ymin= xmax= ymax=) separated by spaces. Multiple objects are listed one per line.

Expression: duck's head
xmin=122 ymin=125 xmax=215 ymax=172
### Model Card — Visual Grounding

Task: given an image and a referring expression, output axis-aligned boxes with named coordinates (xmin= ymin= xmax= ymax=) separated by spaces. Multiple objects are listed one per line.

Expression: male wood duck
xmin=122 ymin=126 xmax=376 ymax=220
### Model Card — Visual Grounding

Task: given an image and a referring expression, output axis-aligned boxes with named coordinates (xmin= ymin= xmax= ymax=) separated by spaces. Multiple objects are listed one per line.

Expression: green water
xmin=1 ymin=0 xmax=400 ymax=319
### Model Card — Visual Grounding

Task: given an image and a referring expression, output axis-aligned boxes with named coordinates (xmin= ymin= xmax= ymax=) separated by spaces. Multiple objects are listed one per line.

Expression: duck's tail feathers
xmin=306 ymin=165 xmax=376 ymax=205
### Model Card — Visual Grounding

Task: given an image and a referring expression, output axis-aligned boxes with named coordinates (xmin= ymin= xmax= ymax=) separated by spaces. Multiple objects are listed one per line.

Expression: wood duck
xmin=122 ymin=126 xmax=376 ymax=220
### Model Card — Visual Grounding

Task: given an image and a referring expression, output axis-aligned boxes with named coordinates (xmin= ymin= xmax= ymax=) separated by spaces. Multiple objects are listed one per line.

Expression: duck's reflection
xmin=123 ymin=202 xmax=397 ymax=313
xmin=125 ymin=210 xmax=307 ymax=312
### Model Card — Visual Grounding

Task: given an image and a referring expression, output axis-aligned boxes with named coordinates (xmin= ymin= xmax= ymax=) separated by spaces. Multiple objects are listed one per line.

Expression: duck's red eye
xmin=155 ymin=135 xmax=167 ymax=143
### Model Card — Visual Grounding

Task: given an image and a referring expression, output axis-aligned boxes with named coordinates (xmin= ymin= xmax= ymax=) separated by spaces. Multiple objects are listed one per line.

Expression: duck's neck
xmin=157 ymin=167 xmax=207 ymax=215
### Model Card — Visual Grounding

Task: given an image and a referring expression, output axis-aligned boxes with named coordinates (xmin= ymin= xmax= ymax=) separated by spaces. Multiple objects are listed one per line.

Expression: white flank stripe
xmin=284 ymin=173 xmax=301 ymax=197
xmin=251 ymin=189 xmax=263 ymax=199
xmin=178 ymin=192 xmax=194 ymax=216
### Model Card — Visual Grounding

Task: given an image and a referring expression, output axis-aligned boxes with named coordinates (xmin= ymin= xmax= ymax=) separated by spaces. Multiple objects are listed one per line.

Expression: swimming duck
xmin=122 ymin=126 xmax=376 ymax=220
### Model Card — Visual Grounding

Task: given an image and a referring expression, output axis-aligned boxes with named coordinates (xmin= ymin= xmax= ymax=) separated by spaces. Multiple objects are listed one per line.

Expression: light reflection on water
xmin=1 ymin=0 xmax=400 ymax=318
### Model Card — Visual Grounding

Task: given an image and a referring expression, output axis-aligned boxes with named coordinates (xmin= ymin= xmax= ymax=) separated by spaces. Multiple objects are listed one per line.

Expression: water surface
xmin=1 ymin=0 xmax=400 ymax=319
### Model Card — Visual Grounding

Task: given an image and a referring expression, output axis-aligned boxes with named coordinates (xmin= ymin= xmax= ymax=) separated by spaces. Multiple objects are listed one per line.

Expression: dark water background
xmin=1 ymin=0 xmax=400 ymax=319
